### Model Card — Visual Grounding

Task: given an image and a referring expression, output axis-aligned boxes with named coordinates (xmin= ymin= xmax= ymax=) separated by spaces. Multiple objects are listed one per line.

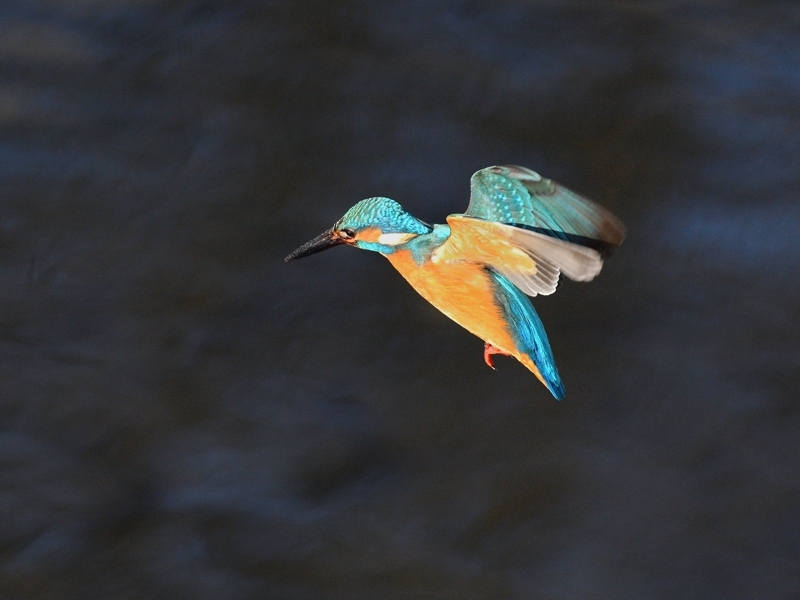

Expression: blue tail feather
xmin=488 ymin=270 xmax=565 ymax=400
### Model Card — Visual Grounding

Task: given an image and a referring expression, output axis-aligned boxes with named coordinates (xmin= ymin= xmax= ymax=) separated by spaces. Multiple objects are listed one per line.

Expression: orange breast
xmin=386 ymin=250 xmax=517 ymax=354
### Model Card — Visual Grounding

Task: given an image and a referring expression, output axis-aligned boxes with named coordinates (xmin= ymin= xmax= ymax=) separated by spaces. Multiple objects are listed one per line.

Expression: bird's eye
xmin=339 ymin=228 xmax=356 ymax=240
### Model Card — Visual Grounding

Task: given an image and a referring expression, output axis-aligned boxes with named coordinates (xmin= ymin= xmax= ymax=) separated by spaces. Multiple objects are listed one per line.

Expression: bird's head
xmin=285 ymin=197 xmax=432 ymax=262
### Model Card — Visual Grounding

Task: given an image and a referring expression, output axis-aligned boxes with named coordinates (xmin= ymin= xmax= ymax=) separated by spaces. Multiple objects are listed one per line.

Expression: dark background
xmin=1 ymin=1 xmax=799 ymax=598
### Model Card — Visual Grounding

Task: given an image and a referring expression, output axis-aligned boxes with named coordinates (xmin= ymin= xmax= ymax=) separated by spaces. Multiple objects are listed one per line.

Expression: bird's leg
xmin=483 ymin=342 xmax=510 ymax=370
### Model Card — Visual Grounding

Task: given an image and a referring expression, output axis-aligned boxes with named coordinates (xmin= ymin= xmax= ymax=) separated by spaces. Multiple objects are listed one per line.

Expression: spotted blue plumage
xmin=468 ymin=165 xmax=626 ymax=254
xmin=337 ymin=197 xmax=431 ymax=235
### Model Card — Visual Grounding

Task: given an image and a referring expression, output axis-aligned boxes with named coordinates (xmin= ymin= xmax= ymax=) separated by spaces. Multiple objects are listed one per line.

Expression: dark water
xmin=1 ymin=1 xmax=799 ymax=598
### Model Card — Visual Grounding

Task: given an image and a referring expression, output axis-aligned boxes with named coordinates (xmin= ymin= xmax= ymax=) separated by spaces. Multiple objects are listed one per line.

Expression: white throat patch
xmin=378 ymin=233 xmax=417 ymax=246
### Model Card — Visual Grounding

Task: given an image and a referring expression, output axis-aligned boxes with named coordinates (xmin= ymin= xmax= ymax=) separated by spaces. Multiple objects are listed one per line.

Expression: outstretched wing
xmin=435 ymin=215 xmax=601 ymax=296
xmin=433 ymin=165 xmax=626 ymax=296
xmin=467 ymin=165 xmax=626 ymax=254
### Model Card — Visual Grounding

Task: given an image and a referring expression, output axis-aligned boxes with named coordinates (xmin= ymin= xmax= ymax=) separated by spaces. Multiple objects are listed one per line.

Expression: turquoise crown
xmin=336 ymin=197 xmax=431 ymax=235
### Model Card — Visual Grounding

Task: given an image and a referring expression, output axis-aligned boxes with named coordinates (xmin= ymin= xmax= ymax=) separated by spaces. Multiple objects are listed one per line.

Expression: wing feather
xmin=432 ymin=166 xmax=625 ymax=297
xmin=507 ymin=226 xmax=603 ymax=282
xmin=495 ymin=255 xmax=560 ymax=296
xmin=467 ymin=165 xmax=626 ymax=253
xmin=434 ymin=216 xmax=561 ymax=296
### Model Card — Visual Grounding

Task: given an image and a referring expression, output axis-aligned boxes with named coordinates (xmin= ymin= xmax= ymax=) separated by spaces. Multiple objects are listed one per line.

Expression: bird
xmin=285 ymin=165 xmax=626 ymax=399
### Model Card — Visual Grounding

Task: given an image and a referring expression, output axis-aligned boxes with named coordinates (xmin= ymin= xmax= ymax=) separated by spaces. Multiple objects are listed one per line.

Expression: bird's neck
xmin=383 ymin=224 xmax=450 ymax=264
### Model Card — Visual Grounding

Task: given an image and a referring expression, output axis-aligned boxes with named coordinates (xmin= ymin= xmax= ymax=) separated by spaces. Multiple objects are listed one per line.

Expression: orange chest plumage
xmin=385 ymin=249 xmax=517 ymax=353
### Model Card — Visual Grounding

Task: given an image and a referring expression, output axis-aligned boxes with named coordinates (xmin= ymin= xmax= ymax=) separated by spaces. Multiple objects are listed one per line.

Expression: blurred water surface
xmin=0 ymin=1 xmax=798 ymax=598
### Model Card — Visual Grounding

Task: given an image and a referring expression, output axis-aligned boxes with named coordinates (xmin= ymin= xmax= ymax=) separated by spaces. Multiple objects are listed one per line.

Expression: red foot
xmin=483 ymin=342 xmax=510 ymax=370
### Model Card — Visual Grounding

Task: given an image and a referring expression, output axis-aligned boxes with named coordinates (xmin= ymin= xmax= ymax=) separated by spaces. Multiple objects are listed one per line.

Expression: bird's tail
xmin=489 ymin=270 xmax=565 ymax=400
xmin=518 ymin=354 xmax=565 ymax=400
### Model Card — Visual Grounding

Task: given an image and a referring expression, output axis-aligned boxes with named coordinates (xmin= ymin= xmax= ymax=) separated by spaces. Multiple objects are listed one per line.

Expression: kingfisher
xmin=285 ymin=165 xmax=625 ymax=399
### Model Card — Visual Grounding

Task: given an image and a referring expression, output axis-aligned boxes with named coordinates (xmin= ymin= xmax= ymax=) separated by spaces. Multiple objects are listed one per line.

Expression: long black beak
xmin=285 ymin=229 xmax=346 ymax=262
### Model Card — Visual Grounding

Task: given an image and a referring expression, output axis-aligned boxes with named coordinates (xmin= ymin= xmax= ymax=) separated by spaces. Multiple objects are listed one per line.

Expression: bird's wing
xmin=437 ymin=215 xmax=600 ymax=296
xmin=466 ymin=165 xmax=626 ymax=254
xmin=433 ymin=166 xmax=626 ymax=296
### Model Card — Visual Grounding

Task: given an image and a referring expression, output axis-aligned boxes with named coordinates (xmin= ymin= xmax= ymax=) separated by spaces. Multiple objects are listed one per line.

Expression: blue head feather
xmin=336 ymin=197 xmax=431 ymax=236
